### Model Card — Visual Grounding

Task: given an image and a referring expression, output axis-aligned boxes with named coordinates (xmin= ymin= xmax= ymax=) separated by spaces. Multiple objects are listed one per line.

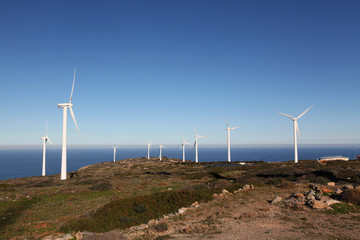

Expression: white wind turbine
xmin=277 ymin=106 xmax=313 ymax=164
xmin=193 ymin=127 xmax=206 ymax=163
xmin=224 ymin=118 xmax=241 ymax=163
xmin=147 ymin=142 xmax=152 ymax=159
xmin=40 ymin=121 xmax=53 ymax=176
xmin=159 ymin=144 xmax=166 ymax=161
xmin=180 ymin=135 xmax=191 ymax=162
xmin=112 ymin=145 xmax=119 ymax=162
xmin=57 ymin=68 xmax=80 ymax=180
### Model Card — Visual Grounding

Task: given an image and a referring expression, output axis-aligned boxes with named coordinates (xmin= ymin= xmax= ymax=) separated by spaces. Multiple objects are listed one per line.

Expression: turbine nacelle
xmin=57 ymin=103 xmax=73 ymax=108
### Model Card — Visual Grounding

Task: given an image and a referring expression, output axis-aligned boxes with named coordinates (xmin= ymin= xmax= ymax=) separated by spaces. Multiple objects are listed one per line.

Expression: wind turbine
xmin=57 ymin=68 xmax=80 ymax=180
xmin=40 ymin=121 xmax=53 ymax=176
xmin=112 ymin=145 xmax=119 ymax=162
xmin=180 ymin=135 xmax=191 ymax=162
xmin=147 ymin=142 xmax=151 ymax=159
xmin=224 ymin=118 xmax=241 ymax=163
xmin=277 ymin=106 xmax=313 ymax=164
xmin=159 ymin=144 xmax=166 ymax=161
xmin=193 ymin=127 xmax=206 ymax=163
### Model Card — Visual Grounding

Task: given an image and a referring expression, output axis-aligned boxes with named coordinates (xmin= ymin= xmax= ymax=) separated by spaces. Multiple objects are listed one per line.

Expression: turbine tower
xmin=112 ymin=145 xmax=119 ymax=162
xmin=147 ymin=142 xmax=151 ymax=159
xmin=57 ymin=68 xmax=80 ymax=180
xmin=180 ymin=135 xmax=191 ymax=162
xmin=193 ymin=127 xmax=206 ymax=163
xmin=40 ymin=121 xmax=53 ymax=176
xmin=224 ymin=118 xmax=240 ymax=163
xmin=277 ymin=106 xmax=313 ymax=164
xmin=159 ymin=144 xmax=165 ymax=161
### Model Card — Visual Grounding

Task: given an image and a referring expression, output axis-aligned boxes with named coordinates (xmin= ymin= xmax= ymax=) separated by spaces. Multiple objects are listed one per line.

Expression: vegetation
xmin=0 ymin=158 xmax=359 ymax=239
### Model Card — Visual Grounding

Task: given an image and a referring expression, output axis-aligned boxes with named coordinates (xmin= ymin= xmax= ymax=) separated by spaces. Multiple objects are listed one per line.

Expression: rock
xmin=63 ymin=234 xmax=73 ymax=240
xmin=178 ymin=207 xmax=187 ymax=214
xmin=75 ymin=232 xmax=83 ymax=240
xmin=213 ymin=193 xmax=219 ymax=198
xmin=242 ymin=185 xmax=251 ymax=190
xmin=191 ymin=201 xmax=200 ymax=208
xmin=343 ymin=185 xmax=354 ymax=190
xmin=222 ymin=189 xmax=229 ymax=194
xmin=321 ymin=188 xmax=333 ymax=193
xmin=42 ymin=235 xmax=53 ymax=240
xmin=355 ymin=186 xmax=360 ymax=190
xmin=335 ymin=188 xmax=343 ymax=195
xmin=315 ymin=193 xmax=322 ymax=200
xmin=325 ymin=199 xmax=341 ymax=206
xmin=309 ymin=200 xmax=328 ymax=210
xmin=148 ymin=219 xmax=156 ymax=225
xmin=327 ymin=182 xmax=335 ymax=187
xmin=167 ymin=213 xmax=175 ymax=217
xmin=271 ymin=196 xmax=282 ymax=205
xmin=167 ymin=188 xmax=173 ymax=191
xmin=250 ymin=184 xmax=255 ymax=189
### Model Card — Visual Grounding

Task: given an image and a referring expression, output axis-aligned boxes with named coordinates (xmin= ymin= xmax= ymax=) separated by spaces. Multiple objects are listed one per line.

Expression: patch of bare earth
xmin=123 ymin=185 xmax=360 ymax=240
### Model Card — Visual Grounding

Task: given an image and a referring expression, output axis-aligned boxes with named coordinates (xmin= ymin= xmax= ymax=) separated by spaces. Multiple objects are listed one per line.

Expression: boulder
xmin=308 ymin=200 xmax=328 ymax=210
xmin=325 ymin=199 xmax=341 ymax=206
xmin=242 ymin=185 xmax=251 ymax=190
xmin=343 ymin=185 xmax=354 ymax=190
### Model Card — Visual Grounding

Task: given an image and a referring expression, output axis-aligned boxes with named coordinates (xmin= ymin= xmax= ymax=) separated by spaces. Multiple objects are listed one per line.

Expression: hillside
xmin=1 ymin=157 xmax=360 ymax=240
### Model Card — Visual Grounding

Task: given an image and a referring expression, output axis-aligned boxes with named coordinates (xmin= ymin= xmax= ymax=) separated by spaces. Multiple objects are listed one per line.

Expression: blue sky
xmin=0 ymin=0 xmax=359 ymax=147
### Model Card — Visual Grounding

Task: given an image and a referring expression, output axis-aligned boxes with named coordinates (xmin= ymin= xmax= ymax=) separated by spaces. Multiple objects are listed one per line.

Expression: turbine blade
xmin=231 ymin=126 xmax=241 ymax=130
xmin=297 ymin=105 xmax=313 ymax=119
xmin=69 ymin=68 xmax=76 ymax=103
xmin=223 ymin=118 xmax=230 ymax=128
xmin=69 ymin=106 xmax=81 ymax=139
xmin=193 ymin=140 xmax=196 ymax=148
xmin=193 ymin=126 xmax=197 ymax=135
xmin=116 ymin=145 xmax=119 ymax=148
xmin=199 ymin=135 xmax=206 ymax=138
xmin=277 ymin=112 xmax=295 ymax=120
xmin=46 ymin=120 xmax=48 ymax=136
xmin=47 ymin=138 xmax=53 ymax=145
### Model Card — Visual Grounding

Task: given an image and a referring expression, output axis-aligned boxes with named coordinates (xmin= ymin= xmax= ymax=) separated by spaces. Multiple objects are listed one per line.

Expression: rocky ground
xmin=1 ymin=158 xmax=360 ymax=240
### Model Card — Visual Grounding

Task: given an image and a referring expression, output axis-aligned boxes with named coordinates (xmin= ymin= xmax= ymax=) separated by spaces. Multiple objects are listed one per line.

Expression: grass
xmin=326 ymin=203 xmax=360 ymax=215
xmin=1 ymin=158 xmax=360 ymax=239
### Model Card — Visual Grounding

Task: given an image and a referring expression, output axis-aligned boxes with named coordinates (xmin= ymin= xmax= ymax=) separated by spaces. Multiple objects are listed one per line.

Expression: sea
xmin=0 ymin=146 xmax=359 ymax=180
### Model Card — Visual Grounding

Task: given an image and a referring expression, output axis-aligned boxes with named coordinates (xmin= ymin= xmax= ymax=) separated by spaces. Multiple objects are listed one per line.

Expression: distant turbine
xmin=147 ymin=142 xmax=152 ymax=159
xmin=159 ymin=144 xmax=166 ymax=161
xmin=193 ymin=127 xmax=206 ymax=163
xmin=40 ymin=121 xmax=53 ymax=176
xmin=180 ymin=135 xmax=191 ymax=162
xmin=224 ymin=118 xmax=241 ymax=163
xmin=57 ymin=68 xmax=80 ymax=180
xmin=277 ymin=106 xmax=313 ymax=164
xmin=112 ymin=145 xmax=119 ymax=162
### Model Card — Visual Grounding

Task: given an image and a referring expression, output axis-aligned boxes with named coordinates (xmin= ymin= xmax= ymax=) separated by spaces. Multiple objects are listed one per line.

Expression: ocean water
xmin=0 ymin=146 xmax=359 ymax=180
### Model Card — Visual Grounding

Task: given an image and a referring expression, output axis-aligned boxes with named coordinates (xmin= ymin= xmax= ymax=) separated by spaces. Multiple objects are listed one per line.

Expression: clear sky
xmin=0 ymin=0 xmax=359 ymax=147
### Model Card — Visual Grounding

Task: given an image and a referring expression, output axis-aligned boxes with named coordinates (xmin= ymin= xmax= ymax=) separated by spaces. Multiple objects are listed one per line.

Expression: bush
xmin=60 ymin=187 xmax=214 ymax=233
xmin=155 ymin=222 xmax=168 ymax=232
xmin=341 ymin=189 xmax=360 ymax=205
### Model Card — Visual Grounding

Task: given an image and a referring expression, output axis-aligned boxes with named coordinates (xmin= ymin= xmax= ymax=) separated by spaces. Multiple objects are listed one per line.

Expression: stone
xmin=343 ymin=185 xmax=354 ymax=190
xmin=321 ymin=188 xmax=333 ymax=193
xmin=213 ymin=193 xmax=219 ymax=198
xmin=271 ymin=196 xmax=282 ymax=205
xmin=250 ymin=184 xmax=255 ymax=189
xmin=191 ymin=201 xmax=200 ymax=208
xmin=327 ymin=182 xmax=336 ymax=187
xmin=315 ymin=193 xmax=322 ymax=200
xmin=335 ymin=188 xmax=343 ymax=195
xmin=75 ymin=232 xmax=83 ymax=240
xmin=63 ymin=234 xmax=73 ymax=240
xmin=42 ymin=235 xmax=53 ymax=240
xmin=178 ymin=207 xmax=187 ymax=214
xmin=242 ymin=185 xmax=251 ymax=190
xmin=309 ymin=200 xmax=328 ymax=210
xmin=325 ymin=199 xmax=341 ymax=206
xmin=355 ymin=186 xmax=360 ymax=190
xmin=222 ymin=189 xmax=229 ymax=194
xmin=167 ymin=188 xmax=173 ymax=191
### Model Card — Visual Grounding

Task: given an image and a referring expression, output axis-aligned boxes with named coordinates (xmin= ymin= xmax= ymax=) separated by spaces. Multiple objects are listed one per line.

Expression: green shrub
xmin=341 ymin=189 xmax=360 ymax=205
xmin=60 ymin=187 xmax=214 ymax=233
xmin=155 ymin=222 xmax=168 ymax=232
